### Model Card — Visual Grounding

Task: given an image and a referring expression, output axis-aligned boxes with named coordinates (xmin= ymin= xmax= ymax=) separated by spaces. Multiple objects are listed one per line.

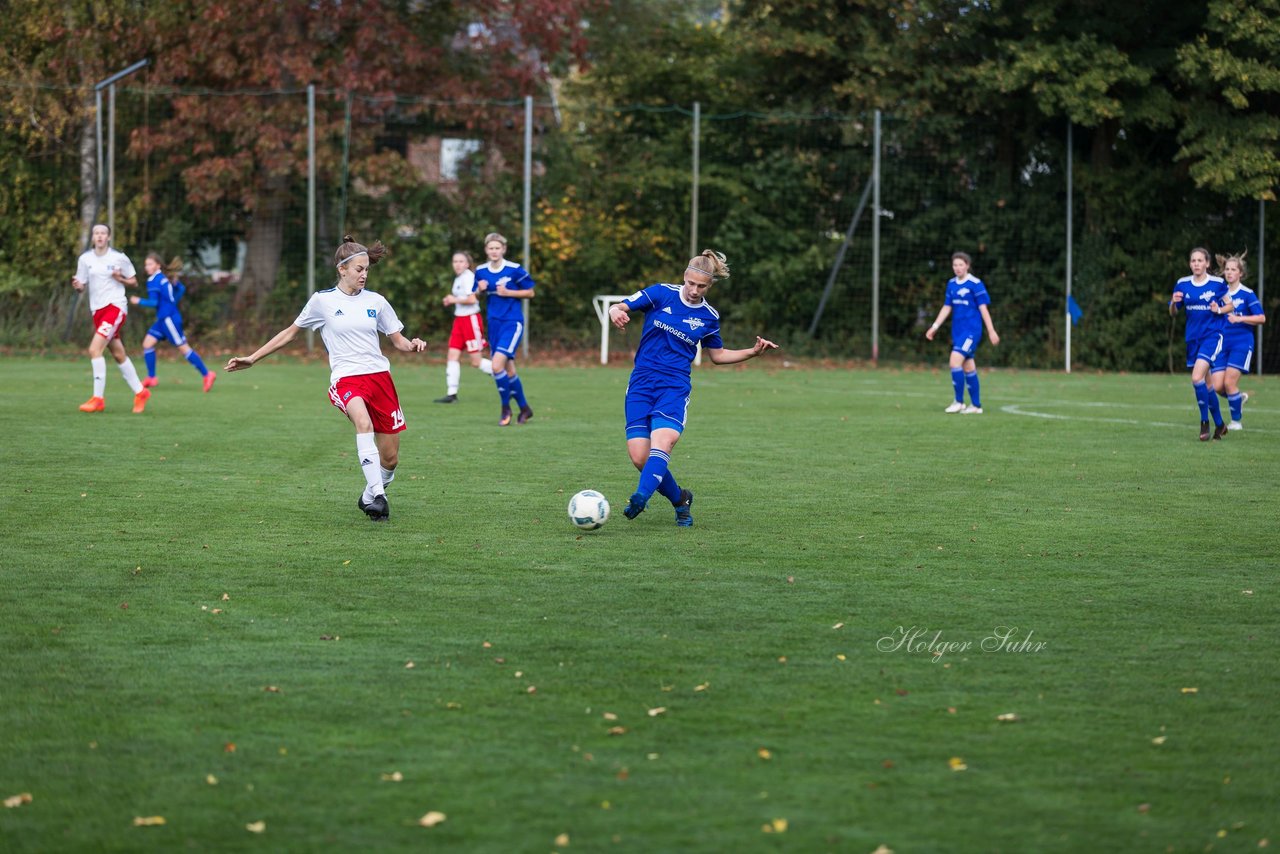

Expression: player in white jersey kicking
xmin=435 ymin=251 xmax=493 ymax=403
xmin=226 ymin=236 xmax=428 ymax=521
xmin=71 ymin=224 xmax=151 ymax=414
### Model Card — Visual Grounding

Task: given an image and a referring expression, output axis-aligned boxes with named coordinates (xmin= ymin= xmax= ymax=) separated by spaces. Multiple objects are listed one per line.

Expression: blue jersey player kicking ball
xmin=925 ymin=252 xmax=1000 ymax=414
xmin=608 ymin=249 xmax=778 ymax=527
xmin=1170 ymin=247 xmax=1230 ymax=441
xmin=129 ymin=254 xmax=216 ymax=392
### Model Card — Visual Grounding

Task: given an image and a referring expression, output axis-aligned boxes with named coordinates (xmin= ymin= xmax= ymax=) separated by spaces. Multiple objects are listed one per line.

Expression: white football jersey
xmin=451 ymin=269 xmax=480 ymax=317
xmin=294 ymin=287 xmax=404 ymax=384
xmin=75 ymin=248 xmax=136 ymax=312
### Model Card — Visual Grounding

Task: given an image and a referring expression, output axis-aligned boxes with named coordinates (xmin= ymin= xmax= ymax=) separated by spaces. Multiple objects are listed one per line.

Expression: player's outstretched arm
xmin=225 ymin=324 xmax=302 ymax=372
xmin=706 ymin=336 xmax=779 ymax=365
xmin=388 ymin=331 xmax=428 ymax=353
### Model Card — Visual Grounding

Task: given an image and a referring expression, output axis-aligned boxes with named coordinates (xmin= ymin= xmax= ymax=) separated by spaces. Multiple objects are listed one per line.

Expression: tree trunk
xmin=78 ymin=111 xmax=98 ymax=248
xmin=234 ymin=173 xmax=288 ymax=318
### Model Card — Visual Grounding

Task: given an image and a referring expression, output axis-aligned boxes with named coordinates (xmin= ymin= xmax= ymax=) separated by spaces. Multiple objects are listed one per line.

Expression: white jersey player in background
xmin=435 ymin=250 xmax=493 ymax=403
xmin=225 ymin=236 xmax=428 ymax=522
xmin=71 ymin=224 xmax=151 ymax=413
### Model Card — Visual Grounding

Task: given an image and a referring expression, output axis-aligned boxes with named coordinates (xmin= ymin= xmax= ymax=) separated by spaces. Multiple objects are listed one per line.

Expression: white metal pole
xmin=522 ymin=95 xmax=532 ymax=359
xmin=95 ymin=89 xmax=104 ymax=220
xmin=691 ymin=101 xmax=700 ymax=257
xmin=871 ymin=110 xmax=881 ymax=365
xmin=108 ymin=84 xmax=115 ymax=235
xmin=1066 ymin=123 xmax=1073 ymax=374
xmin=307 ymin=85 xmax=316 ymax=354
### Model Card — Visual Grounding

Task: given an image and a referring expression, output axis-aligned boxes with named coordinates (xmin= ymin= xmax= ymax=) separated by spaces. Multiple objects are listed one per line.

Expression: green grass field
xmin=2 ymin=355 xmax=1277 ymax=852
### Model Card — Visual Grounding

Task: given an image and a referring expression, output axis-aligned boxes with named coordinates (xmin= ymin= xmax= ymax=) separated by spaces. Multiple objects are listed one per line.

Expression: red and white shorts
xmin=91 ymin=305 xmax=127 ymax=341
xmin=448 ymin=314 xmax=487 ymax=353
xmin=328 ymin=371 xmax=407 ymax=434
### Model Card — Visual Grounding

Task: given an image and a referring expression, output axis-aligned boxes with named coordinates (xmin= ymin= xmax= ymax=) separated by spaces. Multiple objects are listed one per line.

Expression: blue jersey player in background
xmin=925 ymin=252 xmax=1000 ymax=414
xmin=129 ymin=254 xmax=216 ymax=392
xmin=474 ymin=232 xmax=535 ymax=426
xmin=608 ymin=249 xmax=778 ymax=526
xmin=1214 ymin=251 xmax=1266 ymax=432
xmin=1169 ymin=246 xmax=1229 ymax=441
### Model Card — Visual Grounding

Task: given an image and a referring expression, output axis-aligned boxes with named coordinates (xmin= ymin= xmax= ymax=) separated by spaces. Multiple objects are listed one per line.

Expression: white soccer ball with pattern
xmin=568 ymin=489 xmax=610 ymax=530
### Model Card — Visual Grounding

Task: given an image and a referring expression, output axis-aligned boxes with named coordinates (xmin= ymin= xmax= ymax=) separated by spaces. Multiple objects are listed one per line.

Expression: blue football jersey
xmin=137 ymin=272 xmax=182 ymax=320
xmin=475 ymin=261 xmax=534 ymax=323
xmin=1172 ymin=275 xmax=1227 ymax=341
xmin=623 ymin=284 xmax=724 ymax=381
xmin=944 ymin=276 xmax=990 ymax=339
xmin=1223 ymin=285 xmax=1264 ymax=345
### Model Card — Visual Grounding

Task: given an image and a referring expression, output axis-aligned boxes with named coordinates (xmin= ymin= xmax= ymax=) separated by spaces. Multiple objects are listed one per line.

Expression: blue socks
xmin=494 ymin=373 xmax=512 ymax=407
xmin=636 ymin=449 xmax=671 ymax=502
xmin=655 ymin=465 xmax=683 ymax=505
xmin=1206 ymin=384 xmax=1223 ymax=426
xmin=144 ymin=348 xmax=157 ymax=378
xmin=1187 ymin=381 xmax=1208 ymax=422
xmin=509 ymin=374 xmax=528 ymax=409
xmin=1228 ymin=392 xmax=1244 ymax=422
xmin=186 ymin=349 xmax=209 ymax=376
xmin=950 ymin=368 xmax=964 ymax=403
xmin=964 ymin=371 xmax=981 ymax=408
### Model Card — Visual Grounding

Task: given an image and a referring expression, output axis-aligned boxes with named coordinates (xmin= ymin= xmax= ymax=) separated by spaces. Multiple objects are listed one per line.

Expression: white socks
xmin=356 ymin=432 xmax=384 ymax=501
xmin=117 ymin=358 xmax=143 ymax=393
xmin=479 ymin=358 xmax=493 ymax=376
xmin=380 ymin=466 xmax=396 ymax=486
xmin=91 ymin=357 xmax=106 ymax=398
xmin=446 ymin=360 xmax=461 ymax=395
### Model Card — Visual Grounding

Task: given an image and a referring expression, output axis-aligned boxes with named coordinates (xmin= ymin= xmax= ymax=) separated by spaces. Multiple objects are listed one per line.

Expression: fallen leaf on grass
xmin=245 ymin=821 xmax=265 ymax=833
xmin=1137 ymin=803 xmax=1150 ymax=813
xmin=405 ymin=662 xmax=415 ymax=669
xmin=418 ymin=811 xmax=447 ymax=828
xmin=482 ymin=641 xmax=492 ymax=649
xmin=1181 ymin=687 xmax=1199 ymax=694
xmin=263 ymin=686 xmax=280 ymax=693
xmin=211 ymin=609 xmax=223 ymax=615
xmin=342 ymin=560 xmax=351 ymax=566
xmin=133 ymin=816 xmax=166 ymax=826
xmin=381 ymin=772 xmax=403 ymax=782
xmin=757 ymin=748 xmax=772 ymax=760
xmin=4 ymin=793 xmax=33 ymax=808
xmin=871 ymin=846 xmax=895 ymax=854
xmin=224 ymin=743 xmax=236 ymax=753
xmin=221 ymin=593 xmax=230 ymax=601
xmin=647 ymin=707 xmax=666 ymax=717
xmin=526 ymin=685 xmax=537 ymax=694
xmin=836 ymin=654 xmax=847 ymax=662
xmin=602 ymin=712 xmax=618 ymax=721
xmin=607 ymin=726 xmax=627 ymax=736
xmin=206 ymin=775 xmax=218 ymax=785
xmin=832 ymin=622 xmax=845 ymax=630
xmin=948 ymin=757 xmax=968 ymax=771
xmin=1151 ymin=736 xmax=1167 ymax=745
xmin=554 ymin=832 xmax=570 ymax=846
xmin=996 ymin=713 xmax=1020 ymax=722
xmin=761 ymin=818 xmax=788 ymax=833
xmin=694 ymin=683 xmax=709 ymax=692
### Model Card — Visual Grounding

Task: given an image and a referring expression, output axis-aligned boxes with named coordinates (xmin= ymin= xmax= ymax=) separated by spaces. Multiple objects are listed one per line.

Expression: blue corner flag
xmin=1067 ymin=294 xmax=1083 ymax=325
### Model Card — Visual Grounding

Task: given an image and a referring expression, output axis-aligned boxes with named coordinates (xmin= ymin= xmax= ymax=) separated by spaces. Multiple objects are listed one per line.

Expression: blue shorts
xmin=951 ymin=330 xmax=982 ymax=359
xmin=147 ymin=315 xmax=186 ymax=347
xmin=1186 ymin=334 xmax=1224 ymax=370
xmin=624 ymin=375 xmax=690 ymax=440
xmin=1220 ymin=337 xmax=1255 ymax=373
xmin=489 ymin=318 xmax=524 ymax=358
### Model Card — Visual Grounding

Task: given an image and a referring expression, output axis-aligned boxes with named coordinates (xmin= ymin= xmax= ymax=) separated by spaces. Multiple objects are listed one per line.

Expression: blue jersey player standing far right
xmin=925 ymin=252 xmax=1000 ymax=414
xmin=607 ymin=249 xmax=778 ymax=527
xmin=1170 ymin=246 xmax=1230 ymax=441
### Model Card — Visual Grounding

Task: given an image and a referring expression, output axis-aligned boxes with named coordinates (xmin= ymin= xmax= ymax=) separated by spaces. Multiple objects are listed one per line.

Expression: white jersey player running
xmin=226 ymin=236 xmax=428 ymax=521
xmin=71 ymin=224 xmax=150 ymax=414
xmin=435 ymin=251 xmax=493 ymax=403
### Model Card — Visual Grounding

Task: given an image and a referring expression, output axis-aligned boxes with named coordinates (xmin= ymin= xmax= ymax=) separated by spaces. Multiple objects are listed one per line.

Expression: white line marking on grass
xmin=1001 ymin=403 xmax=1276 ymax=434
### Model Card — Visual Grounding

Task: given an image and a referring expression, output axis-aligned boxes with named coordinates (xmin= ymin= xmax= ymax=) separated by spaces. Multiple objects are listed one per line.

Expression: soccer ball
xmin=568 ymin=489 xmax=610 ymax=530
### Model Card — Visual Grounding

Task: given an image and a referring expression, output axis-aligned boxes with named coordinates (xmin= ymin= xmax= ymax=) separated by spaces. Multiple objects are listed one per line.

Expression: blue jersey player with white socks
xmin=1214 ymin=251 xmax=1266 ymax=432
xmin=1170 ymin=247 xmax=1230 ymax=441
xmin=608 ymin=249 xmax=778 ymax=527
xmin=926 ymin=252 xmax=1000 ymax=414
